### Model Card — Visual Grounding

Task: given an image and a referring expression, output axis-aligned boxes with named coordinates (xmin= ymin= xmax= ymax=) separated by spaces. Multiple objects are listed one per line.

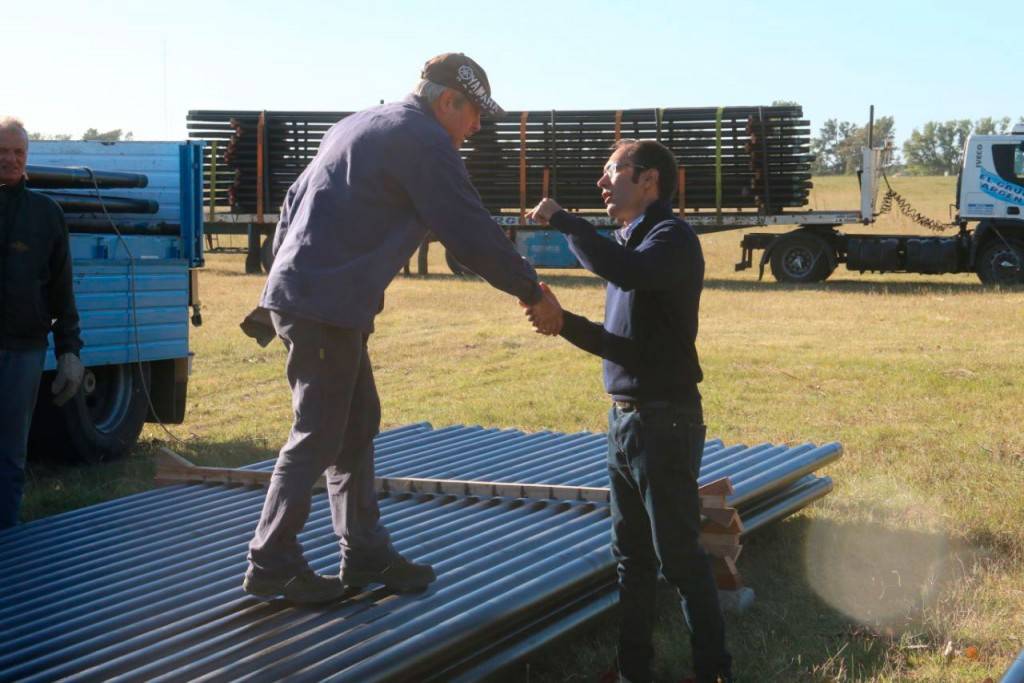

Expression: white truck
xmin=733 ymin=123 xmax=1024 ymax=285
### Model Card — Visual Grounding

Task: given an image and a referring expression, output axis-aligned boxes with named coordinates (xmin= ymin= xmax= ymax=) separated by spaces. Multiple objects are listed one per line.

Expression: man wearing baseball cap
xmin=241 ymin=54 xmax=562 ymax=604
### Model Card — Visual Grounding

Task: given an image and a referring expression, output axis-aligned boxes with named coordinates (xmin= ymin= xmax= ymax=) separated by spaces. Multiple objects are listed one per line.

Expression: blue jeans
xmin=0 ymin=348 xmax=46 ymax=529
xmin=247 ymin=312 xmax=392 ymax=578
xmin=608 ymin=400 xmax=731 ymax=683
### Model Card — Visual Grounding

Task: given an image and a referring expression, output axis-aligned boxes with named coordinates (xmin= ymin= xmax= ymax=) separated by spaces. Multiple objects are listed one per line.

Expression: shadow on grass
xmin=396 ymin=270 xmax=608 ymax=291
xmin=396 ymin=270 xmax=1015 ymax=297
xmin=702 ymin=277 xmax=1009 ymax=295
xmin=520 ymin=515 xmax=979 ymax=682
xmin=202 ymin=267 xmax=266 ymax=279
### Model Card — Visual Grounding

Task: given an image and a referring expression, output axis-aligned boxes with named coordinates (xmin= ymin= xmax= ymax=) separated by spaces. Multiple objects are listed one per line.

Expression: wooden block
xmin=700 ymin=531 xmax=741 ymax=546
xmin=701 ymin=541 xmax=742 ymax=563
xmin=702 ymin=513 xmax=744 ymax=535
xmin=699 ymin=494 xmax=728 ymax=510
xmin=711 ymin=556 xmax=744 ymax=590
xmin=698 ymin=477 xmax=734 ymax=497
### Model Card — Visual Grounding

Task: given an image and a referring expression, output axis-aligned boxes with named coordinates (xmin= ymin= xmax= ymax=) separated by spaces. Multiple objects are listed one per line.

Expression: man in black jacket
xmin=525 ymin=140 xmax=732 ymax=683
xmin=0 ymin=117 xmax=84 ymax=529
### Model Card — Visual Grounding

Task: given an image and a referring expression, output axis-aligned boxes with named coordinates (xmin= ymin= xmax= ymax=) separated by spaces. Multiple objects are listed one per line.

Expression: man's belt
xmin=612 ymin=398 xmax=701 ymax=413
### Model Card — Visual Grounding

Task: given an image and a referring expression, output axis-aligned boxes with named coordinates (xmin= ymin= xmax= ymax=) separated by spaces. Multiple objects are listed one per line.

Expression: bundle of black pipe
xmin=188 ymin=104 xmax=815 ymax=216
xmin=26 ymin=165 xmax=149 ymax=190
xmin=41 ymin=191 xmax=159 ymax=215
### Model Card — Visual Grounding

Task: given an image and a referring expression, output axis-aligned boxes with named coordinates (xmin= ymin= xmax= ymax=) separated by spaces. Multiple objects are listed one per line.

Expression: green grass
xmin=21 ymin=175 xmax=1024 ymax=681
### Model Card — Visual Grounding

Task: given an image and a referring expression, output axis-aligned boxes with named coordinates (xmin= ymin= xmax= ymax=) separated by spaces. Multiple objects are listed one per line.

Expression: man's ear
xmin=437 ymin=89 xmax=456 ymax=113
xmin=644 ymin=168 xmax=659 ymax=192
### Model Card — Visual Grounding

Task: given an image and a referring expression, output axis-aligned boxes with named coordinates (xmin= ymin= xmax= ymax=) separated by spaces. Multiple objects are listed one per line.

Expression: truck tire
xmin=769 ymin=233 xmax=835 ymax=283
xmin=61 ymin=362 xmax=152 ymax=464
xmin=976 ymin=238 xmax=1024 ymax=285
xmin=260 ymin=236 xmax=275 ymax=273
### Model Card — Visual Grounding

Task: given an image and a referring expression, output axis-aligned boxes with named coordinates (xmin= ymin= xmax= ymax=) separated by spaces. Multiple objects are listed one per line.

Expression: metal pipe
xmin=26 ymin=165 xmax=148 ymax=189
xmin=41 ymin=191 xmax=159 ymax=214
xmin=1002 ymin=648 xmax=1024 ymax=683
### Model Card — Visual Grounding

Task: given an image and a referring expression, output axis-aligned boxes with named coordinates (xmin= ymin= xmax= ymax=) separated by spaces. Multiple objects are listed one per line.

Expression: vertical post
xmin=256 ymin=112 xmax=266 ymax=224
xmin=245 ymin=224 xmax=262 ymax=274
xmin=868 ymin=104 xmax=875 ymax=150
xmin=519 ymin=112 xmax=528 ymax=225
xmin=614 ymin=110 xmax=622 ymax=143
xmin=757 ymin=108 xmax=773 ymax=212
xmin=542 ymin=167 xmax=550 ymax=199
xmin=678 ymin=166 xmax=686 ymax=214
xmin=417 ymin=235 xmax=429 ymax=276
xmin=208 ymin=140 xmax=218 ymax=224
xmin=549 ymin=109 xmax=558 ymax=205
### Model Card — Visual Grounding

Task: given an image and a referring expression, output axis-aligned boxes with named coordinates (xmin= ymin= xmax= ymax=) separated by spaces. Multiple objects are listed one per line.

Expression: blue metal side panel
xmin=69 ymin=234 xmax=184 ymax=261
xmin=515 ymin=230 xmax=579 ymax=267
xmin=45 ymin=257 xmax=189 ymax=371
xmin=29 ymin=141 xmax=187 ymax=225
xmin=515 ymin=229 xmax=617 ymax=268
xmin=180 ymin=141 xmax=205 ymax=267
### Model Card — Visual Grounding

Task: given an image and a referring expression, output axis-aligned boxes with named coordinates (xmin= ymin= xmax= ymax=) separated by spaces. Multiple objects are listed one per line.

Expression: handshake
xmin=520 ymin=282 xmax=563 ymax=336
xmin=519 ymin=197 xmax=566 ymax=336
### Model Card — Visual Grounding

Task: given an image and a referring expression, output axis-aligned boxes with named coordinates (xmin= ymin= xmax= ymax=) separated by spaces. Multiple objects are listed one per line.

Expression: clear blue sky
xmin=4 ymin=0 xmax=1016 ymax=144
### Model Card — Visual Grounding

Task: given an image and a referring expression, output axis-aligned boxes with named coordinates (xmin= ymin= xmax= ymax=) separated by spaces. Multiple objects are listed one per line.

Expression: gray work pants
xmin=247 ymin=311 xmax=391 ymax=578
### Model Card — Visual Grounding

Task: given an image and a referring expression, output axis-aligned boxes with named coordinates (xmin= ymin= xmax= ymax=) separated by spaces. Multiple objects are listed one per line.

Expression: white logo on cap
xmin=452 ymin=63 xmax=499 ymax=113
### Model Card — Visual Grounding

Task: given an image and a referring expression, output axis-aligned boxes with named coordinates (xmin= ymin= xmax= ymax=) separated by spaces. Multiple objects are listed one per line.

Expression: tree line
xmin=28 ymin=128 xmax=133 ymax=142
xmin=811 ymin=115 xmax=1022 ymax=176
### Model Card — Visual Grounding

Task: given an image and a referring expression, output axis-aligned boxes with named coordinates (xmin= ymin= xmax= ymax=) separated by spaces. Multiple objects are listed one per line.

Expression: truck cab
xmin=957 ymin=124 xmax=1024 ymax=284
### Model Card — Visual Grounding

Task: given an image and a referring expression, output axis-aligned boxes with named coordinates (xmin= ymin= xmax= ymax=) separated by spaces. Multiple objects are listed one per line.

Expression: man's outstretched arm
xmin=522 ymin=283 xmax=640 ymax=370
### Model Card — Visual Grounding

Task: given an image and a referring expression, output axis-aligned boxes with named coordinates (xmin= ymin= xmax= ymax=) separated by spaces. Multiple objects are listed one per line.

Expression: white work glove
xmin=52 ymin=353 xmax=85 ymax=406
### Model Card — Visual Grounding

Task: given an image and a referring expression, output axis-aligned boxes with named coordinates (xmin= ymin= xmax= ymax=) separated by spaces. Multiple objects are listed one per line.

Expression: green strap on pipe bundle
xmin=715 ymin=105 xmax=724 ymax=216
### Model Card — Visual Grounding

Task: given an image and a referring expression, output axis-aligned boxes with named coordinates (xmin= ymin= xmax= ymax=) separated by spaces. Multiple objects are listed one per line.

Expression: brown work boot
xmin=340 ymin=552 xmax=436 ymax=592
xmin=242 ymin=569 xmax=347 ymax=604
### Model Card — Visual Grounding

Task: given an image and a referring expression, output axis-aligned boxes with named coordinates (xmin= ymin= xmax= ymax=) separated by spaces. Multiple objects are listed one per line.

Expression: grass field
xmin=21 ymin=175 xmax=1024 ymax=681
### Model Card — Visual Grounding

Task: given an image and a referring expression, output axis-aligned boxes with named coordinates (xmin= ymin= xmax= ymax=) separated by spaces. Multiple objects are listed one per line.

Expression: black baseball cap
xmin=421 ymin=53 xmax=505 ymax=118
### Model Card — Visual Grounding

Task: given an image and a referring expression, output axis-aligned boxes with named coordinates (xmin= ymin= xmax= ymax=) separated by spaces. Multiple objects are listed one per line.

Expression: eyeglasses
xmin=603 ymin=161 xmax=648 ymax=176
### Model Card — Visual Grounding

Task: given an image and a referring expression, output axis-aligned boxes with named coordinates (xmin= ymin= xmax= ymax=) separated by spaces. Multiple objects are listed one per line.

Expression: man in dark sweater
xmin=242 ymin=54 xmax=560 ymax=604
xmin=0 ymin=117 xmax=84 ymax=529
xmin=525 ymin=140 xmax=732 ymax=683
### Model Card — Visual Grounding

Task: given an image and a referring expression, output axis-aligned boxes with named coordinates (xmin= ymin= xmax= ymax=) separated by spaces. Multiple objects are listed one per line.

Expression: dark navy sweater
xmin=261 ymin=95 xmax=541 ymax=333
xmin=551 ymin=200 xmax=704 ymax=403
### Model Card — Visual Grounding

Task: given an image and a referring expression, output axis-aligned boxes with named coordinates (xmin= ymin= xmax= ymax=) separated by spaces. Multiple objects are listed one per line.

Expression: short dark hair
xmin=614 ymin=138 xmax=678 ymax=202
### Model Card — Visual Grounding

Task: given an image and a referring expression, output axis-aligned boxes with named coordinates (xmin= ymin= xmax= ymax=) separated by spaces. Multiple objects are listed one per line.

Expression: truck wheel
xmin=769 ymin=233 xmax=835 ymax=283
xmin=61 ymin=362 xmax=152 ymax=464
xmin=976 ymin=239 xmax=1024 ymax=285
xmin=260 ymin=236 xmax=275 ymax=273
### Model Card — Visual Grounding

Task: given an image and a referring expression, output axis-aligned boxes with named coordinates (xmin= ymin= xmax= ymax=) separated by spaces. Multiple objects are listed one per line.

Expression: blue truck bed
xmin=27 ymin=141 xmax=204 ymax=462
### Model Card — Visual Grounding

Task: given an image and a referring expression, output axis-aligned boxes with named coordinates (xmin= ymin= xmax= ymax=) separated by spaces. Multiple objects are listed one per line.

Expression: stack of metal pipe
xmin=0 ymin=423 xmax=840 ymax=681
xmin=184 ymin=111 xmax=257 ymax=214
xmin=747 ymin=110 xmax=814 ymax=213
xmin=24 ymin=165 xmax=170 ymax=234
xmin=187 ymin=104 xmax=814 ymax=218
